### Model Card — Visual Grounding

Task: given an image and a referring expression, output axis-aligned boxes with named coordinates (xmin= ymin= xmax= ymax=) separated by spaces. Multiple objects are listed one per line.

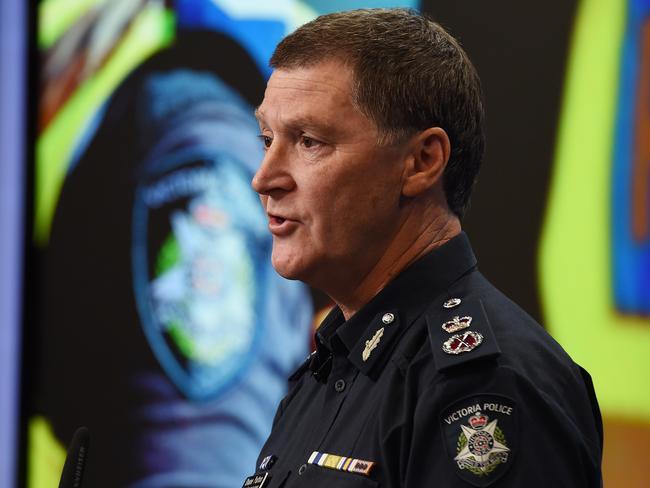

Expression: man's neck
xmin=335 ymin=209 xmax=461 ymax=320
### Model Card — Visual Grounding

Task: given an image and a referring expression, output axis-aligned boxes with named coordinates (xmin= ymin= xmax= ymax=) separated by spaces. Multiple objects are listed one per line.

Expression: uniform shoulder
xmin=424 ymin=291 xmax=502 ymax=374
xmin=468 ymin=273 xmax=580 ymax=375
xmin=396 ymin=273 xmax=602 ymax=487
xmin=420 ymin=270 xmax=579 ymax=380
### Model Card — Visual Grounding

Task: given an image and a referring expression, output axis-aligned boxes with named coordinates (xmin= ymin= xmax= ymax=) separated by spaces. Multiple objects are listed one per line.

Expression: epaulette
xmin=426 ymin=296 xmax=501 ymax=373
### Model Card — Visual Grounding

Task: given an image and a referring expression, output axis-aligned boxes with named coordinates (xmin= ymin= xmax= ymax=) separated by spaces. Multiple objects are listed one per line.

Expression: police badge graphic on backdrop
xmin=440 ymin=394 xmax=517 ymax=486
xmin=132 ymin=149 xmax=270 ymax=401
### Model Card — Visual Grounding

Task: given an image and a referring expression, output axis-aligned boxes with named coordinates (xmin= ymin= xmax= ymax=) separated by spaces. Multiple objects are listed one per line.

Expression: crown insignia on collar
xmin=442 ymin=315 xmax=472 ymax=333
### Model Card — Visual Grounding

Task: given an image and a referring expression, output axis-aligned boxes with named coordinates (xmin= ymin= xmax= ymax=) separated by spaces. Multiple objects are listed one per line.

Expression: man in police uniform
xmin=246 ymin=8 xmax=603 ymax=488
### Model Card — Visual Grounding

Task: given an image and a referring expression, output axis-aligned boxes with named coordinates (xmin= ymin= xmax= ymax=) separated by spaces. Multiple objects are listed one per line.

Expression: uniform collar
xmin=315 ymin=232 xmax=478 ymax=379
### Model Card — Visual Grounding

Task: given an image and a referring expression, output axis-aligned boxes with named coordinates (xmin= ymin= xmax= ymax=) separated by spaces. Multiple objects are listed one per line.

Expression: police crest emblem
xmin=455 ymin=413 xmax=509 ymax=473
xmin=441 ymin=394 xmax=517 ymax=486
xmin=132 ymin=151 xmax=269 ymax=401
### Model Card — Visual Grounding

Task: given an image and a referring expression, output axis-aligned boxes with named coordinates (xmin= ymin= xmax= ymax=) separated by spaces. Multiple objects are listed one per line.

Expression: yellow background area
xmin=540 ymin=0 xmax=650 ymax=484
xmin=28 ymin=417 xmax=66 ymax=488
xmin=34 ymin=0 xmax=174 ymax=244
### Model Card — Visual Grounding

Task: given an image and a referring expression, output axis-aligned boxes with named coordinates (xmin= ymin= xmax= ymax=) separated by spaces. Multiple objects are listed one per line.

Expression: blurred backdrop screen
xmin=23 ymin=1 xmax=649 ymax=487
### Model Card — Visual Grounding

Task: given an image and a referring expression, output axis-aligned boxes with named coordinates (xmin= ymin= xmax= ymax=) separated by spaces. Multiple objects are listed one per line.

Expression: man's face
xmin=252 ymin=60 xmax=407 ymax=292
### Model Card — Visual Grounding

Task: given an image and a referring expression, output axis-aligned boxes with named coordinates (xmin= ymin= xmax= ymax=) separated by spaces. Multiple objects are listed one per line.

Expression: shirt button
xmin=298 ymin=463 xmax=307 ymax=475
xmin=334 ymin=379 xmax=346 ymax=392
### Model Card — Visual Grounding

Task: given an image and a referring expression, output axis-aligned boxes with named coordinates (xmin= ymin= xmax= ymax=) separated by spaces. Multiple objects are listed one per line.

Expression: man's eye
xmin=258 ymin=135 xmax=272 ymax=148
xmin=301 ymin=136 xmax=318 ymax=149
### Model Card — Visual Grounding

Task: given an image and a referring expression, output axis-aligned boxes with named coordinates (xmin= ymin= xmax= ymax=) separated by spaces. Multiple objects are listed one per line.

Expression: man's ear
xmin=401 ymin=127 xmax=450 ymax=197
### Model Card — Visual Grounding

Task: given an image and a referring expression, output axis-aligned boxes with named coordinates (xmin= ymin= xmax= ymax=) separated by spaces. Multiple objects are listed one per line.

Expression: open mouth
xmin=271 ymin=216 xmax=286 ymax=225
xmin=267 ymin=213 xmax=297 ymax=236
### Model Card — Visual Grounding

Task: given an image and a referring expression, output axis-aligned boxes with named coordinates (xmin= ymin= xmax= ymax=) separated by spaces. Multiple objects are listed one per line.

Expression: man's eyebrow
xmin=254 ymin=107 xmax=264 ymax=122
xmin=253 ymin=108 xmax=334 ymax=135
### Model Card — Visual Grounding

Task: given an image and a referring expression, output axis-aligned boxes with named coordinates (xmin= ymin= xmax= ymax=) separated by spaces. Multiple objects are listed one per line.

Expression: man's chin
xmin=271 ymin=255 xmax=304 ymax=281
xmin=272 ymin=266 xmax=301 ymax=281
xmin=271 ymin=252 xmax=317 ymax=283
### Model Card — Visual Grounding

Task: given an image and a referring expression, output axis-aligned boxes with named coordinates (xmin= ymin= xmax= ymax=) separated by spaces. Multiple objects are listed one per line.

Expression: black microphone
xmin=58 ymin=427 xmax=89 ymax=488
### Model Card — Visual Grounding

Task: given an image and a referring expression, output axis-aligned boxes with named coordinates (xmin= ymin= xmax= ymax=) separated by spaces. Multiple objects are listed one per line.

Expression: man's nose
xmin=251 ymin=144 xmax=296 ymax=195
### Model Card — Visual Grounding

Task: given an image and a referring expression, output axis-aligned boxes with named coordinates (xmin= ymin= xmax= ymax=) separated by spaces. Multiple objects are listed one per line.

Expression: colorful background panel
xmin=540 ymin=0 xmax=650 ymax=484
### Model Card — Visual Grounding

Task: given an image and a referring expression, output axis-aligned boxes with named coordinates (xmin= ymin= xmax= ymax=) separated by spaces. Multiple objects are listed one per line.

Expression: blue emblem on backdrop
xmin=129 ymin=68 xmax=271 ymax=401
xmin=124 ymin=68 xmax=312 ymax=486
xmin=133 ymin=150 xmax=269 ymax=401
xmin=612 ymin=0 xmax=650 ymax=316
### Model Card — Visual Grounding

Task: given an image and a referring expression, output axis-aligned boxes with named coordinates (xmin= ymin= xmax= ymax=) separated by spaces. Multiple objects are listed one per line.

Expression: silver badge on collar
xmin=381 ymin=312 xmax=395 ymax=324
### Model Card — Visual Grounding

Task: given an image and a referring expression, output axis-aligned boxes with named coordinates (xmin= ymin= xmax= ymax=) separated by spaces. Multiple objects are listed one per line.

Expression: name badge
xmin=241 ymin=472 xmax=271 ymax=488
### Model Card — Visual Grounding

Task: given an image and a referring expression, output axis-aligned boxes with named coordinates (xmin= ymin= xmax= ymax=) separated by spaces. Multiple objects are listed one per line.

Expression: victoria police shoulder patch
xmin=440 ymin=394 xmax=517 ymax=487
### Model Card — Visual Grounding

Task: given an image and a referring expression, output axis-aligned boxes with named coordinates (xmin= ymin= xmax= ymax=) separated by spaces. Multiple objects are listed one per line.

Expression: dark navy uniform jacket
xmin=251 ymin=232 xmax=603 ymax=488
